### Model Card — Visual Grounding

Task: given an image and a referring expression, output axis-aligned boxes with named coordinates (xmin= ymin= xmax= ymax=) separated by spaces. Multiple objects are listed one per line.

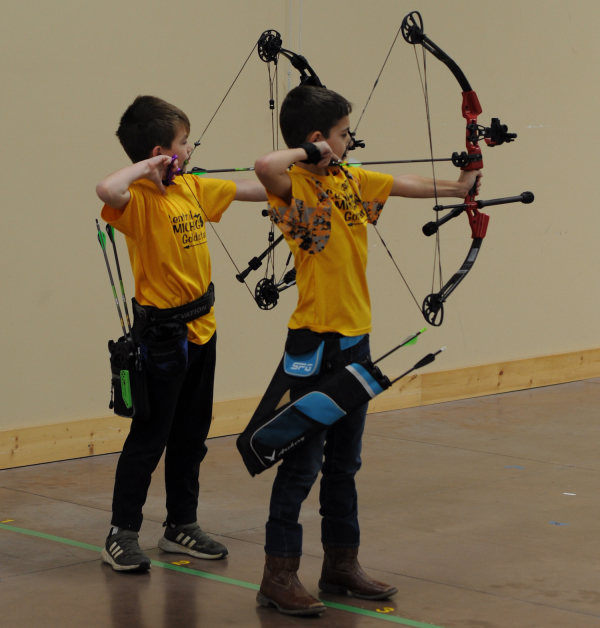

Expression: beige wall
xmin=1 ymin=0 xmax=597 ymax=431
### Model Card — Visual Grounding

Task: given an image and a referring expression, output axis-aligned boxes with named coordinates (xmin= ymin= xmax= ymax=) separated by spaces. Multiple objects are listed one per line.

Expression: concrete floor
xmin=1 ymin=378 xmax=600 ymax=627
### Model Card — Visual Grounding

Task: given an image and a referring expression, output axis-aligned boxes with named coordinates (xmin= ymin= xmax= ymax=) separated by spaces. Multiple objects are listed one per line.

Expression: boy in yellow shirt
xmin=96 ymin=95 xmax=266 ymax=572
xmin=250 ymin=85 xmax=481 ymax=615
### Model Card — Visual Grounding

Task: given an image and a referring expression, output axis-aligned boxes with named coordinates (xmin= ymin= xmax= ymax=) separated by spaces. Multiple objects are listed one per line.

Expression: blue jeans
xmin=265 ymin=337 xmax=370 ymax=557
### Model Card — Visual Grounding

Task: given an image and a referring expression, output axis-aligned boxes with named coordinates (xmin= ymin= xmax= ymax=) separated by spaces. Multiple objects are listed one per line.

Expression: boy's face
xmin=157 ymin=125 xmax=193 ymax=171
xmin=322 ymin=115 xmax=353 ymax=161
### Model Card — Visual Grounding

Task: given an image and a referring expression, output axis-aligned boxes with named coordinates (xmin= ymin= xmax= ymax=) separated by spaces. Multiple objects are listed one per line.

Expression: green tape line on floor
xmin=0 ymin=522 xmax=446 ymax=628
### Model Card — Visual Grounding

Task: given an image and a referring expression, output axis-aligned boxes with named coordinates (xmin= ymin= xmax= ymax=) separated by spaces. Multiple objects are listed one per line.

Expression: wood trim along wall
xmin=2 ymin=347 xmax=599 ymax=470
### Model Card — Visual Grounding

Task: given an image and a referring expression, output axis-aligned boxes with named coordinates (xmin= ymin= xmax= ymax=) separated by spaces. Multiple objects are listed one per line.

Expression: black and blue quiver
xmin=237 ymin=329 xmax=444 ymax=476
xmin=237 ymin=358 xmax=390 ymax=476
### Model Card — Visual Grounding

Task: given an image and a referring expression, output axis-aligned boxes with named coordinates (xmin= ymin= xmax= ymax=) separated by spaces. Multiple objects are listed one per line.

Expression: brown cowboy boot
xmin=318 ymin=546 xmax=398 ymax=600
xmin=257 ymin=555 xmax=326 ymax=616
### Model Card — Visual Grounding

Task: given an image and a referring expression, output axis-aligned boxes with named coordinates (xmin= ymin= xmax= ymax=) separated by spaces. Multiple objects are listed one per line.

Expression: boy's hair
xmin=116 ymin=95 xmax=190 ymax=163
xmin=280 ymin=86 xmax=352 ymax=148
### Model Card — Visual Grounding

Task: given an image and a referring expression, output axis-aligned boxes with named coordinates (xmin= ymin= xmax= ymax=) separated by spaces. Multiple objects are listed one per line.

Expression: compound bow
xmin=183 ymin=29 xmax=342 ymax=311
xmin=353 ymin=11 xmax=534 ymax=326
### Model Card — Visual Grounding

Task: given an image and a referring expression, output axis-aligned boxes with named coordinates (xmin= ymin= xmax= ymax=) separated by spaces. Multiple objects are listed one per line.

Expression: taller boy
xmin=251 ymin=86 xmax=481 ymax=616
xmin=96 ymin=96 xmax=266 ymax=572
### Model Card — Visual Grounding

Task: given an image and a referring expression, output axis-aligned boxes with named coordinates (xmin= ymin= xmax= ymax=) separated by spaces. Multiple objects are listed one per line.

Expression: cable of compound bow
xmin=227 ymin=28 xmax=362 ymax=310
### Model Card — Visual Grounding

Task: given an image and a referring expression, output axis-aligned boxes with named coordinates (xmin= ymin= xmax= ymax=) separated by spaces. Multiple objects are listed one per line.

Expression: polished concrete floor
xmin=1 ymin=378 xmax=600 ymax=627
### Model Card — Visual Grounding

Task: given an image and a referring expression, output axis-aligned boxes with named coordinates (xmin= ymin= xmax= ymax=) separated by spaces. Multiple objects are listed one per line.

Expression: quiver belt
xmin=130 ymin=283 xmax=215 ymax=381
xmin=131 ymin=282 xmax=215 ymax=339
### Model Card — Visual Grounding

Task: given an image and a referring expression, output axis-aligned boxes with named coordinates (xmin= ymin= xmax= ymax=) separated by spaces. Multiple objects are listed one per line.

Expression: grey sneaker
xmin=158 ymin=522 xmax=228 ymax=560
xmin=101 ymin=529 xmax=151 ymax=572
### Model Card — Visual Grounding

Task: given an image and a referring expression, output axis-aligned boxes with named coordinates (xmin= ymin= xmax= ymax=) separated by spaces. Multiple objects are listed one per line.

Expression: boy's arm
xmin=390 ymin=169 xmax=482 ymax=199
xmin=96 ymin=156 xmax=173 ymax=209
xmin=232 ymin=180 xmax=268 ymax=202
xmin=254 ymin=141 xmax=335 ymax=204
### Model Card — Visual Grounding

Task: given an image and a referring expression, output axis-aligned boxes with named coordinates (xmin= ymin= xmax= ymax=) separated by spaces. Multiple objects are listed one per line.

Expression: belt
xmin=132 ymin=282 xmax=215 ymax=325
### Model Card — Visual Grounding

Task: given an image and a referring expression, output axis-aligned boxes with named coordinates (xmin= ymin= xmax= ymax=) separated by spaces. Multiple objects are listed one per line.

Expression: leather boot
xmin=318 ymin=546 xmax=398 ymax=600
xmin=257 ymin=555 xmax=326 ymax=616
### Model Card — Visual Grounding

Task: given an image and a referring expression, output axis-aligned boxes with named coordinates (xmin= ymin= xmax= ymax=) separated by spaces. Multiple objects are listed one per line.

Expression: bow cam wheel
xmin=258 ymin=30 xmax=282 ymax=64
xmin=422 ymin=293 xmax=444 ymax=327
xmin=401 ymin=11 xmax=424 ymax=45
xmin=255 ymin=278 xmax=279 ymax=310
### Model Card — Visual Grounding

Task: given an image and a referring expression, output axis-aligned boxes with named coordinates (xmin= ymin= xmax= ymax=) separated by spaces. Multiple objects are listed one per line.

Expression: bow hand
xmin=457 ymin=169 xmax=482 ymax=198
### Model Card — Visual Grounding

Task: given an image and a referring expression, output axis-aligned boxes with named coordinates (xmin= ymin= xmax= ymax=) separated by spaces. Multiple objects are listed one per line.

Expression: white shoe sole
xmin=101 ymin=548 xmax=151 ymax=572
xmin=158 ymin=536 xmax=225 ymax=560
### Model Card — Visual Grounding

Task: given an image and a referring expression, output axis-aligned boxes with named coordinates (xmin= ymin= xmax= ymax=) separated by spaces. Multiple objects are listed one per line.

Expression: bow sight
xmin=401 ymin=11 xmax=517 ymax=153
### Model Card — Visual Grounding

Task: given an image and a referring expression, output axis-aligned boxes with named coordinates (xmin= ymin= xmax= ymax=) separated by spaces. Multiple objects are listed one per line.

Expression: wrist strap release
xmin=299 ymin=143 xmax=322 ymax=165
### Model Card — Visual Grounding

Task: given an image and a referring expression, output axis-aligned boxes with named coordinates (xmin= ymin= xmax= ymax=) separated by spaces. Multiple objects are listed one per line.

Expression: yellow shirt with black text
xmin=267 ymin=165 xmax=393 ymax=336
xmin=101 ymin=175 xmax=236 ymax=345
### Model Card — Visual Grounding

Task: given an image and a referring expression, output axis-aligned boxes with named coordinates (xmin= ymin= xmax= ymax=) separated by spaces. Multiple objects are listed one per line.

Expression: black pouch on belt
xmin=108 ymin=337 xmax=150 ymax=420
xmin=139 ymin=319 xmax=189 ymax=381
xmin=131 ymin=283 xmax=215 ymax=380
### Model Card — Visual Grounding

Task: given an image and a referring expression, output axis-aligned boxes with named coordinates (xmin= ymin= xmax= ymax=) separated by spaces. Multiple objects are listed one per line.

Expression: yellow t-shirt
xmin=101 ymin=174 xmax=236 ymax=345
xmin=267 ymin=165 xmax=393 ymax=336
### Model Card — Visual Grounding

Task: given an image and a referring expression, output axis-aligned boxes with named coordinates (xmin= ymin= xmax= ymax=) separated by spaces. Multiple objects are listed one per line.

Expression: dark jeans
xmin=111 ymin=333 xmax=216 ymax=531
xmin=265 ymin=337 xmax=370 ymax=557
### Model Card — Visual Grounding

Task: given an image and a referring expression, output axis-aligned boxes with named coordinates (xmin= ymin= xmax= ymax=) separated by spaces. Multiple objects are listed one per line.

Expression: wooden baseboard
xmin=1 ymin=347 xmax=599 ymax=470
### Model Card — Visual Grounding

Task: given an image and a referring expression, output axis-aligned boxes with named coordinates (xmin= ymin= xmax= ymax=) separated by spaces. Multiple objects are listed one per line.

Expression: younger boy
xmin=251 ymin=85 xmax=481 ymax=615
xmin=96 ymin=95 xmax=266 ymax=572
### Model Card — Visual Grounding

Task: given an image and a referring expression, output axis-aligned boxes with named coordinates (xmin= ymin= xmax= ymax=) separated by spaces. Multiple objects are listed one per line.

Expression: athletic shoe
xmin=158 ymin=522 xmax=228 ymax=560
xmin=101 ymin=529 xmax=151 ymax=572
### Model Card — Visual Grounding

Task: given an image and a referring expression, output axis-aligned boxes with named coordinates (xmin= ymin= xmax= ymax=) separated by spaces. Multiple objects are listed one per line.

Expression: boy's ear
xmin=306 ymin=131 xmax=324 ymax=143
xmin=150 ymin=146 xmax=163 ymax=158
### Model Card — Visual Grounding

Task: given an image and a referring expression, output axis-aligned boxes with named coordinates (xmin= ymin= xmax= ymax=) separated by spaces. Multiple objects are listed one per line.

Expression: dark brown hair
xmin=280 ymin=86 xmax=352 ymax=148
xmin=116 ymin=95 xmax=190 ymax=163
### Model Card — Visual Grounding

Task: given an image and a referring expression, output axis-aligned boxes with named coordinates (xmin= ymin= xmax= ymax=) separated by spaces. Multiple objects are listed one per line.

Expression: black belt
xmin=132 ymin=283 xmax=215 ymax=325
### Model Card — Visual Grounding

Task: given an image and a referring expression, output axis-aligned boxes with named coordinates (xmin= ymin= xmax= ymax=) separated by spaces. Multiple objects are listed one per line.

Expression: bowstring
xmin=412 ymin=45 xmax=443 ymax=293
xmin=352 ymin=22 xmax=404 ymax=138
xmin=186 ymin=41 xmax=259 ymax=167
xmin=351 ymin=24 xmax=423 ymax=316
xmin=180 ymin=175 xmax=256 ymax=301
xmin=372 ymin=224 xmax=421 ymax=310
xmin=178 ymin=38 xmax=262 ymax=303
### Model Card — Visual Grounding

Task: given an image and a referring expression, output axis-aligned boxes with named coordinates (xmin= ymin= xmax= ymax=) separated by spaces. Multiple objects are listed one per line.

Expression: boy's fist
xmin=312 ymin=141 xmax=340 ymax=168
xmin=145 ymin=155 xmax=173 ymax=194
xmin=457 ymin=169 xmax=482 ymax=198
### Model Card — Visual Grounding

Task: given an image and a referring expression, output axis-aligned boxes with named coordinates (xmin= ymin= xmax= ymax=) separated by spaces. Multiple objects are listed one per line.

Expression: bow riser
xmin=460 ymin=90 xmax=489 ymax=239
xmin=466 ymin=204 xmax=489 ymax=239
xmin=461 ymin=90 xmax=483 ymax=172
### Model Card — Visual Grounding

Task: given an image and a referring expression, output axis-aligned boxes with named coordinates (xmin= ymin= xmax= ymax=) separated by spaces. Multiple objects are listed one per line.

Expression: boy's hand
xmin=457 ymin=169 xmax=482 ymax=198
xmin=144 ymin=155 xmax=173 ymax=195
xmin=312 ymin=141 xmax=340 ymax=168
xmin=96 ymin=155 xmax=175 ymax=208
